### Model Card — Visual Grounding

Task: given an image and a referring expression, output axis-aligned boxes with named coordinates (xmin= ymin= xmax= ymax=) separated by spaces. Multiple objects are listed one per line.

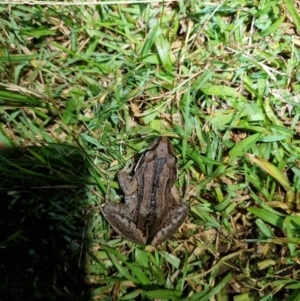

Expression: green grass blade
xmin=284 ymin=0 xmax=300 ymax=32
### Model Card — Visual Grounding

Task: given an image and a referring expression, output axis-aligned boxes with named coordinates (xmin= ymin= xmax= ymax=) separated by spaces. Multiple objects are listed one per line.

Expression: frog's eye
xmin=144 ymin=151 xmax=154 ymax=162
xmin=166 ymin=156 xmax=176 ymax=167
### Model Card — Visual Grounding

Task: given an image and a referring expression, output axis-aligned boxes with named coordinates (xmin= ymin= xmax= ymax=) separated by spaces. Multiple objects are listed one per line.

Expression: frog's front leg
xmin=150 ymin=204 xmax=189 ymax=247
xmin=118 ymin=161 xmax=137 ymax=195
xmin=117 ymin=162 xmax=140 ymax=215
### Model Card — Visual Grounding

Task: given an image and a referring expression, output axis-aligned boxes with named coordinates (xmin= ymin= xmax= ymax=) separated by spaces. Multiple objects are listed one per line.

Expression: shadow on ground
xmin=0 ymin=144 xmax=99 ymax=300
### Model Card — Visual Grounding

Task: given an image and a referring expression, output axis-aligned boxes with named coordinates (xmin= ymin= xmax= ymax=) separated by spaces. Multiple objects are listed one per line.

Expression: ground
xmin=0 ymin=1 xmax=300 ymax=300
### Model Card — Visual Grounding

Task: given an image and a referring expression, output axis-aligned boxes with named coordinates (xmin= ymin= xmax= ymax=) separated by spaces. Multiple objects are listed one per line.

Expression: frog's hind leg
xmin=101 ymin=203 xmax=147 ymax=245
xmin=150 ymin=204 xmax=189 ymax=247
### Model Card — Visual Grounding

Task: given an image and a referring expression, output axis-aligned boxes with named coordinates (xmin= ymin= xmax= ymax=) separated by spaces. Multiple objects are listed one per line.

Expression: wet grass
xmin=1 ymin=1 xmax=300 ymax=300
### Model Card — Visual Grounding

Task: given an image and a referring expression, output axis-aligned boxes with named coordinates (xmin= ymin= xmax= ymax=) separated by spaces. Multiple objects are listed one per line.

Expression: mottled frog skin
xmin=101 ymin=137 xmax=189 ymax=246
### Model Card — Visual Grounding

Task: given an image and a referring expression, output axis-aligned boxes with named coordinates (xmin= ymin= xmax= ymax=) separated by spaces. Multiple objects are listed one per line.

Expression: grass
xmin=0 ymin=0 xmax=300 ymax=300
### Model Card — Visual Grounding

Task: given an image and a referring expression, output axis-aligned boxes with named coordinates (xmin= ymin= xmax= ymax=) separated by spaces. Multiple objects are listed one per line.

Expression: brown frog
xmin=101 ymin=136 xmax=189 ymax=247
